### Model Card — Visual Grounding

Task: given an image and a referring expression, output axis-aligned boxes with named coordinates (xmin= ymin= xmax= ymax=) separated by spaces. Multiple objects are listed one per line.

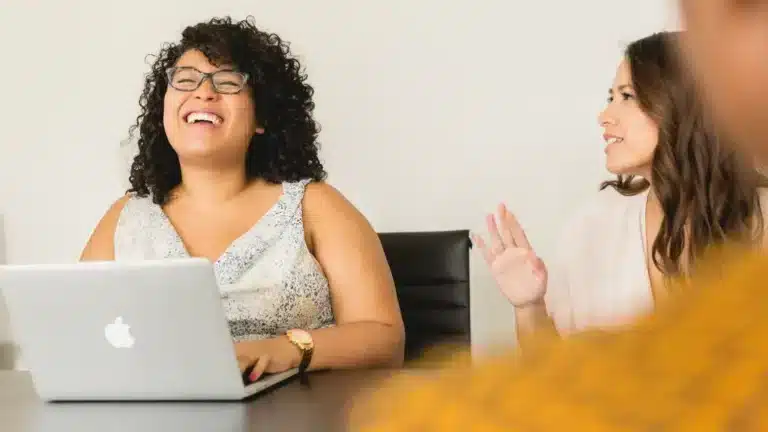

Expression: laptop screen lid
xmin=0 ymin=258 xmax=252 ymax=400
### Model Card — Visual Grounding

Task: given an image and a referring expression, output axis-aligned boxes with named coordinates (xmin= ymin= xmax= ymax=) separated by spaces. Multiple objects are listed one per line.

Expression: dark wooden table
xmin=0 ymin=369 xmax=422 ymax=431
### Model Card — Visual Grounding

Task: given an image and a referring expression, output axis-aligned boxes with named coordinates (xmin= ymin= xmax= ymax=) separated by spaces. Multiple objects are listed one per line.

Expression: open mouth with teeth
xmin=185 ymin=112 xmax=223 ymax=126
xmin=606 ymin=137 xmax=624 ymax=145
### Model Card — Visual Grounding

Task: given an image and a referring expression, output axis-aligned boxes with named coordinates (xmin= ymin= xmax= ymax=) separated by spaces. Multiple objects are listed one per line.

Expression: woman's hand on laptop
xmin=235 ymin=337 xmax=301 ymax=382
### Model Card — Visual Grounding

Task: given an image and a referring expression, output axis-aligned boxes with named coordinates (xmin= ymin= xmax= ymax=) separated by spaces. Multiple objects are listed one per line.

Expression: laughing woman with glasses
xmin=80 ymin=16 xmax=405 ymax=382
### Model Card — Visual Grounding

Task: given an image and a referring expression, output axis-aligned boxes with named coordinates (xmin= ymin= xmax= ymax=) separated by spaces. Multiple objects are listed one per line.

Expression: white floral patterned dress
xmin=113 ymin=179 xmax=335 ymax=342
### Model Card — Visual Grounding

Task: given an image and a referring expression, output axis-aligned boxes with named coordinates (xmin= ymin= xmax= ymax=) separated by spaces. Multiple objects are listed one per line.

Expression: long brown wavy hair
xmin=601 ymin=31 xmax=765 ymax=278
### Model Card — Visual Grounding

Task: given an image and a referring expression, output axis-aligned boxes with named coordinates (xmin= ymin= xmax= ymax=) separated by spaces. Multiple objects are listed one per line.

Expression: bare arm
xmin=514 ymin=301 xmax=558 ymax=347
xmin=299 ymin=182 xmax=405 ymax=370
xmin=514 ymin=239 xmax=575 ymax=347
xmin=79 ymin=195 xmax=131 ymax=262
xmin=473 ymin=204 xmax=562 ymax=348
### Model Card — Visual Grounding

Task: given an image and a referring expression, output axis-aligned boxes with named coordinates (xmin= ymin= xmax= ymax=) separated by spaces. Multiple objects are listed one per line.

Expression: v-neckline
xmin=155 ymin=182 xmax=287 ymax=267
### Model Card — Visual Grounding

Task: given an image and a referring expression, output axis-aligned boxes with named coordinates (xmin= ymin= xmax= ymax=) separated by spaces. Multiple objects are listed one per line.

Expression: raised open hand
xmin=472 ymin=204 xmax=547 ymax=307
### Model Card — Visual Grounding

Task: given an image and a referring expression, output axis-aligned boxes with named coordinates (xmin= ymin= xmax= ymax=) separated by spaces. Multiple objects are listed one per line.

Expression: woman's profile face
xmin=162 ymin=49 xmax=263 ymax=165
xmin=597 ymin=59 xmax=659 ymax=178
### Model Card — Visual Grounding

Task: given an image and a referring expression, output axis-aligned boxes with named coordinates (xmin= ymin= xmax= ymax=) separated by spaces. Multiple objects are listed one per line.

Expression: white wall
xmin=0 ymin=214 xmax=8 ymax=344
xmin=0 ymin=0 xmax=679 ymax=357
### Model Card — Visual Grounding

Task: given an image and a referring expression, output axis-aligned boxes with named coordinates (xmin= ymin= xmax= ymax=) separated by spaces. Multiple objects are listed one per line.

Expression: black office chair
xmin=378 ymin=230 xmax=471 ymax=365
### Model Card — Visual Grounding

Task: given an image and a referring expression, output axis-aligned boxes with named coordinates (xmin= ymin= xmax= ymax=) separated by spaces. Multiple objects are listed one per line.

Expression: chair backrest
xmin=378 ymin=230 xmax=471 ymax=364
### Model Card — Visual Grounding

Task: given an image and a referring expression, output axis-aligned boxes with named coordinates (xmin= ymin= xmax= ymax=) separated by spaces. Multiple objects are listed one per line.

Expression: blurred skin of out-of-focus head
xmin=678 ymin=0 xmax=768 ymax=161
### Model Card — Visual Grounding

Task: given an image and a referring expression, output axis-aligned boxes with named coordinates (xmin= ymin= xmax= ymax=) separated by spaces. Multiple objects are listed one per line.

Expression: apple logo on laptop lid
xmin=104 ymin=317 xmax=135 ymax=348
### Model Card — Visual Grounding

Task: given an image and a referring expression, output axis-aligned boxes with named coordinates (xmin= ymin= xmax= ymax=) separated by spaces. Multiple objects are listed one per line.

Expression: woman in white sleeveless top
xmin=473 ymin=32 xmax=768 ymax=342
xmin=80 ymin=17 xmax=404 ymax=382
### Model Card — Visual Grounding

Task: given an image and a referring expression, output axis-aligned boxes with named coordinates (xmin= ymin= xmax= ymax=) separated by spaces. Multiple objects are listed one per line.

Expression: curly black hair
xmin=126 ymin=16 xmax=327 ymax=205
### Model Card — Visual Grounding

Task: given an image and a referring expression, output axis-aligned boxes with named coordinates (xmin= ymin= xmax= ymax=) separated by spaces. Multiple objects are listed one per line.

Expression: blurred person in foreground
xmin=678 ymin=0 xmax=768 ymax=162
xmin=349 ymin=3 xmax=768 ymax=429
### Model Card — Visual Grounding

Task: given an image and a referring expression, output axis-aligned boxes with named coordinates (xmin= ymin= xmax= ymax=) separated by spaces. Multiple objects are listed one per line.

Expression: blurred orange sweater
xmin=351 ymin=246 xmax=768 ymax=431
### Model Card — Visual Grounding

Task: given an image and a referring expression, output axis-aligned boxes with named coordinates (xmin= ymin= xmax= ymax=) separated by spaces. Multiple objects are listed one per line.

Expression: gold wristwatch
xmin=286 ymin=329 xmax=314 ymax=382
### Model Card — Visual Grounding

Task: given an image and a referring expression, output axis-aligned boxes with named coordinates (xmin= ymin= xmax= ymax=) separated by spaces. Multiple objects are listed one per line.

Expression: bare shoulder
xmin=79 ymin=194 xmax=133 ymax=261
xmin=304 ymin=180 xmax=351 ymax=207
xmin=302 ymin=181 xmax=365 ymax=221
xmin=301 ymin=180 xmax=378 ymax=247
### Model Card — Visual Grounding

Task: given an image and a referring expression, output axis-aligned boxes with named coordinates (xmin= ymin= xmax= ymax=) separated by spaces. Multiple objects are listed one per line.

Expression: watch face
xmin=289 ymin=329 xmax=312 ymax=345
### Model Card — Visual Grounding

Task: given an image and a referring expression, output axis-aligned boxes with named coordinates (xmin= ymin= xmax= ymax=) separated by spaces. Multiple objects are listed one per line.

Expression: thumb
xmin=530 ymin=257 xmax=547 ymax=281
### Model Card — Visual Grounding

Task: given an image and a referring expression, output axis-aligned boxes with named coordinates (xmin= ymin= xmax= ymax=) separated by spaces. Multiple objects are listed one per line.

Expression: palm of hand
xmin=473 ymin=203 xmax=548 ymax=307
xmin=489 ymin=247 xmax=548 ymax=306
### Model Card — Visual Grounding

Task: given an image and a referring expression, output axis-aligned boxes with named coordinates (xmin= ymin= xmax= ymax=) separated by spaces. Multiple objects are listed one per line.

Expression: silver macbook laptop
xmin=0 ymin=258 xmax=297 ymax=401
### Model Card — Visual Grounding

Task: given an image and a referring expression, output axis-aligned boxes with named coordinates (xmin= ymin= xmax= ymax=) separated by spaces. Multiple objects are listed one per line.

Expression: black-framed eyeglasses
xmin=166 ymin=67 xmax=250 ymax=94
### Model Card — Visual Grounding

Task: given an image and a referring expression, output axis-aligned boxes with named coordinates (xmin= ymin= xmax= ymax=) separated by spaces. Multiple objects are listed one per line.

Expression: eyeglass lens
xmin=169 ymin=67 xmax=246 ymax=93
